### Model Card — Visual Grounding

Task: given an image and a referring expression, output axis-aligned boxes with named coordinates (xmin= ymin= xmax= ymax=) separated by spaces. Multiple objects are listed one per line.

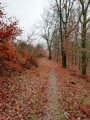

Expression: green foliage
xmin=30 ymin=110 xmax=38 ymax=120
xmin=59 ymin=111 xmax=66 ymax=120
xmin=79 ymin=97 xmax=84 ymax=105
xmin=10 ymin=86 xmax=15 ymax=91
xmin=13 ymin=42 xmax=17 ymax=47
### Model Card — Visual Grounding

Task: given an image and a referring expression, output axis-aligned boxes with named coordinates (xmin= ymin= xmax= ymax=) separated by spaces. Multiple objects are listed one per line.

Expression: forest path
xmin=43 ymin=68 xmax=61 ymax=120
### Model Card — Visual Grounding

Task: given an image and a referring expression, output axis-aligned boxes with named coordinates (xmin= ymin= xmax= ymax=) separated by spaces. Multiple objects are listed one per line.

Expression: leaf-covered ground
xmin=0 ymin=58 xmax=50 ymax=120
xmin=0 ymin=57 xmax=90 ymax=120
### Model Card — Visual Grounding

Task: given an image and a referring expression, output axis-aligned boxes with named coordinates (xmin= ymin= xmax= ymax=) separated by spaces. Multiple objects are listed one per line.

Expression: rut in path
xmin=44 ymin=69 xmax=61 ymax=120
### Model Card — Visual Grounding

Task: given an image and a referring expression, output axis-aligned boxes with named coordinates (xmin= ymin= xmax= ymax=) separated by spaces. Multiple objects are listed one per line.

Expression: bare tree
xmin=41 ymin=9 xmax=56 ymax=59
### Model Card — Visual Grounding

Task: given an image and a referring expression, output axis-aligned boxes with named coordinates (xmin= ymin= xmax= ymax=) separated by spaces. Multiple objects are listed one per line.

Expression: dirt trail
xmin=44 ymin=69 xmax=61 ymax=120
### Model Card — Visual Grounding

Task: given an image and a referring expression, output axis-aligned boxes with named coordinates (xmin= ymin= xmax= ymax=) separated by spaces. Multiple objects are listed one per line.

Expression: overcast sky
xmin=1 ymin=0 xmax=49 ymax=42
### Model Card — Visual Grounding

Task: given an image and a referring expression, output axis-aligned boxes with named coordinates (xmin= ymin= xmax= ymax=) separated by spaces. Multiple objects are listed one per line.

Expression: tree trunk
xmin=75 ymin=55 xmax=77 ymax=65
xmin=59 ymin=0 xmax=67 ymax=68
xmin=57 ymin=52 xmax=59 ymax=62
xmin=79 ymin=51 xmax=81 ymax=70
xmin=62 ymin=51 xmax=66 ymax=68
xmin=57 ymin=41 xmax=60 ymax=62
xmin=72 ymin=42 xmax=74 ymax=65
xmin=48 ymin=48 xmax=52 ymax=59
xmin=81 ymin=12 xmax=87 ymax=75
xmin=74 ymin=30 xmax=78 ymax=65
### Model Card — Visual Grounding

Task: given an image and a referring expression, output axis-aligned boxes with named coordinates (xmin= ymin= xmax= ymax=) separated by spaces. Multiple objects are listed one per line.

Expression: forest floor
xmin=0 ymin=57 xmax=90 ymax=120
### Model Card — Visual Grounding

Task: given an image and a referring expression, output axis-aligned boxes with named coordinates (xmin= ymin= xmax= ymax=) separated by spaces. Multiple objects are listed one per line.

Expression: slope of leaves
xmin=0 ymin=57 xmax=51 ymax=119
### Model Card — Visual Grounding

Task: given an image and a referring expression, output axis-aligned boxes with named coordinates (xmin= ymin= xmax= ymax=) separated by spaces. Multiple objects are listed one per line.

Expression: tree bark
xmin=59 ymin=0 xmax=66 ymax=68
xmin=81 ymin=15 xmax=87 ymax=75
xmin=62 ymin=51 xmax=66 ymax=68
xmin=48 ymin=47 xmax=52 ymax=59
xmin=79 ymin=0 xmax=90 ymax=75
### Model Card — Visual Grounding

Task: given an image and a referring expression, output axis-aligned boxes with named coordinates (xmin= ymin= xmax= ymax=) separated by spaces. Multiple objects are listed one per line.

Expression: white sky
xmin=1 ymin=0 xmax=49 ymax=42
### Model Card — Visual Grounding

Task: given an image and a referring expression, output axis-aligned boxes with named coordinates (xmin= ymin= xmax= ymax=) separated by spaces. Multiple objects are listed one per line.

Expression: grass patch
xmin=30 ymin=110 xmax=38 ymax=120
